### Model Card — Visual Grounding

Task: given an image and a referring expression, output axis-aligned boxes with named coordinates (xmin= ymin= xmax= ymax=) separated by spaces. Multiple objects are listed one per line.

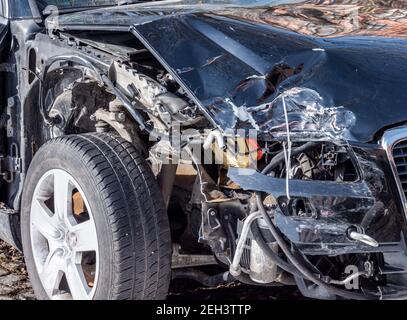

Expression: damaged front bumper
xmin=228 ymin=139 xmax=407 ymax=257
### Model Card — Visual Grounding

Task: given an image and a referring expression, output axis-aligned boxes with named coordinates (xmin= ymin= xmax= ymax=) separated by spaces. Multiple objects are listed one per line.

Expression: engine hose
xmin=101 ymin=75 xmax=148 ymax=132
xmin=255 ymin=193 xmax=381 ymax=300
xmin=261 ymin=141 xmax=319 ymax=175
xmin=250 ymin=222 xmax=303 ymax=278
xmin=103 ymin=75 xmax=175 ymax=143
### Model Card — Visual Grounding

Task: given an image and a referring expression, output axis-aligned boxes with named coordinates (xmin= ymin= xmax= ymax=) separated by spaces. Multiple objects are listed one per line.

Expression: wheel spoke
xmin=53 ymin=171 xmax=73 ymax=225
xmin=31 ymin=199 xmax=59 ymax=240
xmin=65 ymin=260 xmax=91 ymax=300
xmin=39 ymin=249 xmax=64 ymax=298
xmin=71 ymin=220 xmax=98 ymax=253
xmin=31 ymin=169 xmax=99 ymax=300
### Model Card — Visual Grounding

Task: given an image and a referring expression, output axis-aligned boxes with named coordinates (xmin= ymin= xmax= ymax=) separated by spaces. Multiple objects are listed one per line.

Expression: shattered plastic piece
xmin=212 ymin=87 xmax=356 ymax=140
xmin=248 ymin=87 xmax=357 ymax=138
xmin=224 ymin=98 xmax=260 ymax=130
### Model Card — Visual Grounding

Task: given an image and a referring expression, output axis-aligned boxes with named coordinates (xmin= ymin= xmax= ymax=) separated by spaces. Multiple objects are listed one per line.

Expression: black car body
xmin=1 ymin=0 xmax=407 ymax=300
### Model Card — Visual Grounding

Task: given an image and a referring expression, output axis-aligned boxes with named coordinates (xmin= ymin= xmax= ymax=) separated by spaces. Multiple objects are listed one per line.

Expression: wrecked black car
xmin=0 ymin=0 xmax=407 ymax=300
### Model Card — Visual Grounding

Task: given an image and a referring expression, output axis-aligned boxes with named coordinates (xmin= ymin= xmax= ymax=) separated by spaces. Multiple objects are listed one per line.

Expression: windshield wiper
xmin=116 ymin=0 xmax=155 ymax=5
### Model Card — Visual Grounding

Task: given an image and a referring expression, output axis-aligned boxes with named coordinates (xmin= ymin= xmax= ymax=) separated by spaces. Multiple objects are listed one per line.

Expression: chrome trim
xmin=381 ymin=126 xmax=407 ymax=216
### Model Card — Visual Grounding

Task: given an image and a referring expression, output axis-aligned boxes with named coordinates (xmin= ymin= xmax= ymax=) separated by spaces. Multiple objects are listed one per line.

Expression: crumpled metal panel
xmin=51 ymin=0 xmax=407 ymax=142
xmin=130 ymin=12 xmax=407 ymax=142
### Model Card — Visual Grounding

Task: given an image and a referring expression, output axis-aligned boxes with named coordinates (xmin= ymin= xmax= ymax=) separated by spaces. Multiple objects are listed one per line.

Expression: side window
xmin=0 ymin=1 xmax=4 ymax=18
xmin=9 ymin=0 xmax=34 ymax=19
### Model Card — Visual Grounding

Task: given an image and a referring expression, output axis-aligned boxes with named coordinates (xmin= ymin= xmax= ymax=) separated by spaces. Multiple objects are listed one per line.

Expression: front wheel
xmin=21 ymin=133 xmax=172 ymax=300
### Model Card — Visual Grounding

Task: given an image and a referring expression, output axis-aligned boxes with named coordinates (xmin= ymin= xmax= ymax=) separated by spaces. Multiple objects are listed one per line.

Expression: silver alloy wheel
xmin=30 ymin=169 xmax=99 ymax=300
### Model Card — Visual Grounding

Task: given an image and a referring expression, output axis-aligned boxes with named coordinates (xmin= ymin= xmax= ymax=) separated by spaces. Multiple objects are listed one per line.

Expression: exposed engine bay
xmin=2 ymin=0 xmax=407 ymax=300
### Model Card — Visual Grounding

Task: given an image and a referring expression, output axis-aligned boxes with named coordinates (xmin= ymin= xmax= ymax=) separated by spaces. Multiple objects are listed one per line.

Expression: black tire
xmin=21 ymin=133 xmax=172 ymax=300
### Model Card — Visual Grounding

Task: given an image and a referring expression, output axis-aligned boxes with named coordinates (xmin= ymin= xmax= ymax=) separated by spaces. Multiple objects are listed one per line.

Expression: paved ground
xmin=0 ymin=240 xmax=301 ymax=300
xmin=0 ymin=241 xmax=35 ymax=300
xmin=169 ymin=281 xmax=302 ymax=300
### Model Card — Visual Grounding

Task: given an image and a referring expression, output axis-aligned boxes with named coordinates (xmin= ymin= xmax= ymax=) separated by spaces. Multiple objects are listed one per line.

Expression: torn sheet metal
xmin=224 ymin=88 xmax=356 ymax=140
xmin=227 ymin=167 xmax=372 ymax=199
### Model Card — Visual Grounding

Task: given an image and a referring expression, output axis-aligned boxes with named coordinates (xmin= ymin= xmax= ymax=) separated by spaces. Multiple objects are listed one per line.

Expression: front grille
xmin=392 ymin=140 xmax=407 ymax=198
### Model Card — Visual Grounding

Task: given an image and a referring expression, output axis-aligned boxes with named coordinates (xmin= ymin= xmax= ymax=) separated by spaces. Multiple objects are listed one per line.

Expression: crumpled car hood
xmin=50 ymin=0 xmax=407 ymax=142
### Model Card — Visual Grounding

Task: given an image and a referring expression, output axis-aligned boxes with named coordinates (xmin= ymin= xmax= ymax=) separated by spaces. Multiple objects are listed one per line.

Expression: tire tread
xmin=27 ymin=133 xmax=171 ymax=300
